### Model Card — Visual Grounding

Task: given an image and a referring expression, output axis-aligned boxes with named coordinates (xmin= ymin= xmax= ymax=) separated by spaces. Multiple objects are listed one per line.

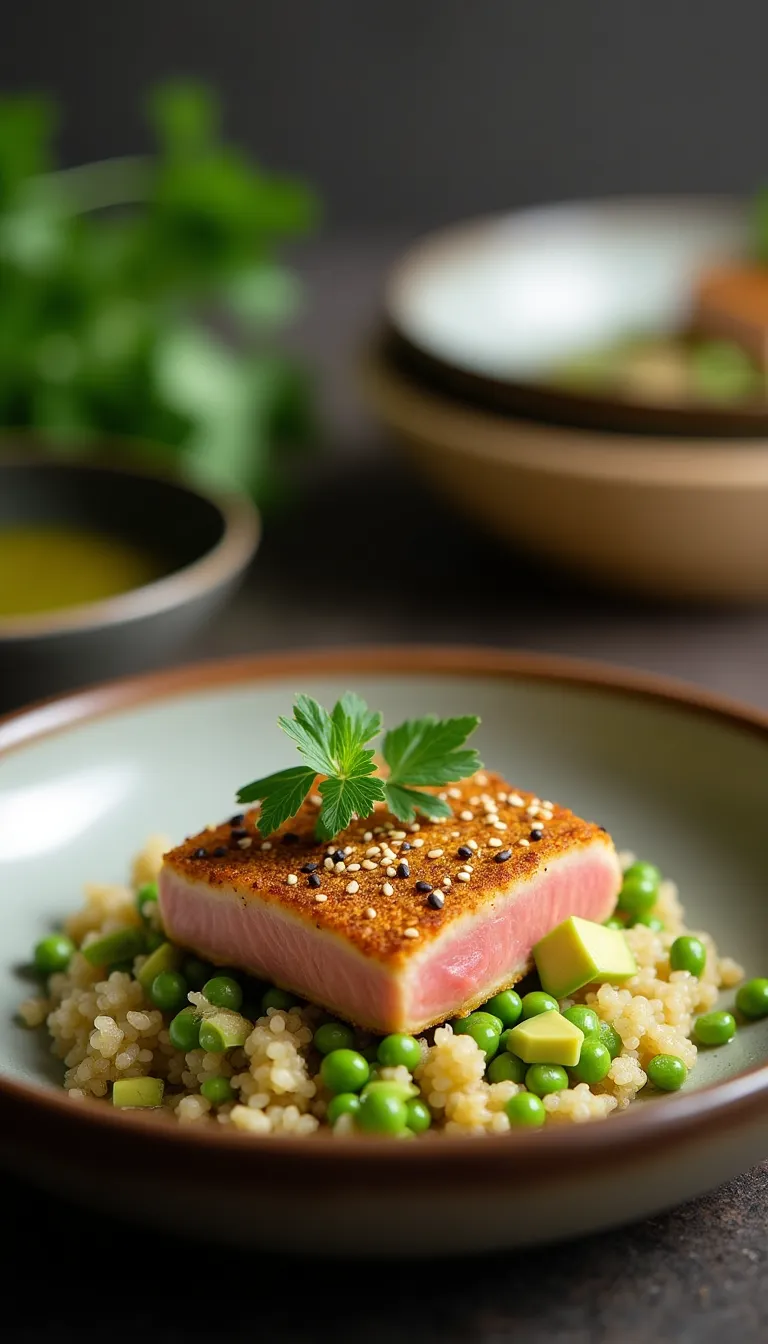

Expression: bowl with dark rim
xmin=1 ymin=646 xmax=768 ymax=1255
xmin=0 ymin=451 xmax=260 ymax=709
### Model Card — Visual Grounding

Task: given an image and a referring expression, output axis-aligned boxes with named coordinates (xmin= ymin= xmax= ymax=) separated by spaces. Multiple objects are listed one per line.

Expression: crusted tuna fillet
xmin=159 ymin=772 xmax=621 ymax=1034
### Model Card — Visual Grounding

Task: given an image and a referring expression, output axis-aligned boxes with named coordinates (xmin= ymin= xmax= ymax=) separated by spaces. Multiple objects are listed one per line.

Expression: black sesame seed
xmin=213 ymin=846 xmax=227 ymax=858
xmin=282 ymin=832 xmax=300 ymax=845
xmin=494 ymin=849 xmax=512 ymax=863
xmin=427 ymin=890 xmax=445 ymax=910
xmin=308 ymin=873 xmax=322 ymax=889
xmin=192 ymin=847 xmax=207 ymax=859
xmin=230 ymin=827 xmax=248 ymax=841
xmin=415 ymin=880 xmax=433 ymax=894
xmin=400 ymin=842 xmax=412 ymax=852
xmin=396 ymin=861 xmax=410 ymax=879
xmin=530 ymin=828 xmax=544 ymax=841
xmin=229 ymin=814 xmax=245 ymax=827
xmin=457 ymin=845 xmax=473 ymax=860
xmin=331 ymin=849 xmax=345 ymax=864
xmin=301 ymin=862 xmax=319 ymax=873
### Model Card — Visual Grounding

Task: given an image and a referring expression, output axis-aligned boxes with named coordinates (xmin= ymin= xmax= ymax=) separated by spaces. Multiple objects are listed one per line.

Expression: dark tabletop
xmin=6 ymin=236 xmax=768 ymax=1343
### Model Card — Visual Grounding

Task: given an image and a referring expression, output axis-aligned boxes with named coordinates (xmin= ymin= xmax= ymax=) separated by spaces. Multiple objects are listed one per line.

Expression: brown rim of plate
xmin=2 ymin=644 xmax=768 ymax=1191
xmin=0 ymin=454 xmax=261 ymax=642
xmin=381 ymin=322 xmax=768 ymax=441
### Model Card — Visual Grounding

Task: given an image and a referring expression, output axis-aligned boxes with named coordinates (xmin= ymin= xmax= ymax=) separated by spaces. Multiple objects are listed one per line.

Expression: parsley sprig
xmin=237 ymin=693 xmax=482 ymax=840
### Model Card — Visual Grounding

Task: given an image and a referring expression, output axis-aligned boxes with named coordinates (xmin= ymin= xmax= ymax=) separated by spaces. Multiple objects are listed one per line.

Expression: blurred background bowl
xmin=0 ymin=452 xmax=260 ymax=709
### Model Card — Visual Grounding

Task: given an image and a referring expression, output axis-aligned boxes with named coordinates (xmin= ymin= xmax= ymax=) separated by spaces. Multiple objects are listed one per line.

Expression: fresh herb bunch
xmin=0 ymin=82 xmax=317 ymax=502
xmin=237 ymin=693 xmax=483 ymax=841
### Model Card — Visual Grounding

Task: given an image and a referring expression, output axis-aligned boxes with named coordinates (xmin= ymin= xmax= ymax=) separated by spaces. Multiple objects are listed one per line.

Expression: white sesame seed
xmin=411 ymin=838 xmax=425 ymax=849
xmin=286 ymin=874 xmax=298 ymax=886
xmin=493 ymin=821 xmax=507 ymax=831
xmin=366 ymin=846 xmax=381 ymax=857
xmin=469 ymin=795 xmax=480 ymax=806
xmin=260 ymin=841 xmax=272 ymax=851
xmin=315 ymin=893 xmax=328 ymax=903
xmin=386 ymin=866 xmax=397 ymax=878
xmin=448 ymin=788 xmax=462 ymax=799
xmin=324 ymin=857 xmax=334 ymax=870
xmin=347 ymin=863 xmax=361 ymax=872
xmin=390 ymin=830 xmax=406 ymax=840
xmin=542 ymin=801 xmax=553 ymax=810
xmin=540 ymin=810 xmax=554 ymax=821
xmin=484 ymin=814 xmax=499 ymax=826
xmin=362 ymin=860 xmax=377 ymax=870
xmin=496 ymin=792 xmax=508 ymax=803
xmin=379 ymin=859 xmax=391 ymax=869
xmin=346 ymin=881 xmax=360 ymax=894
xmin=363 ymin=831 xmax=373 ymax=842
xmin=344 ymin=846 xmax=353 ymax=856
xmin=366 ymin=907 xmax=377 ymax=919
xmin=310 ymin=794 xmax=322 ymax=807
xmin=461 ymin=863 xmax=474 ymax=873
xmin=335 ymin=861 xmax=346 ymax=874
xmin=373 ymin=826 xmax=384 ymax=834
xmin=404 ymin=927 xmax=419 ymax=939
xmin=427 ymin=848 xmax=444 ymax=859
xmin=438 ymin=791 xmax=448 ymax=801
xmin=456 ymin=872 xmax=471 ymax=883
xmin=476 ymin=772 xmax=488 ymax=785
xmin=382 ymin=882 xmax=394 ymax=897
xmin=409 ymin=823 xmax=420 ymax=832
xmin=488 ymin=837 xmax=503 ymax=848
xmin=382 ymin=849 xmax=396 ymax=861
xmin=443 ymin=876 xmax=452 ymax=887
xmin=519 ymin=838 xmax=530 ymax=847
xmin=459 ymin=810 xmax=474 ymax=822
xmin=509 ymin=795 xmax=525 ymax=808
xmin=451 ymin=830 xmax=461 ymax=838
xmin=237 ymin=837 xmax=253 ymax=849
xmin=468 ymin=839 xmax=478 ymax=851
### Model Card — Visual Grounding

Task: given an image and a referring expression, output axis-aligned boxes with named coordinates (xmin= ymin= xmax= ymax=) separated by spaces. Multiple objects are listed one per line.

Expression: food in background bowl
xmin=19 ymin=691 xmax=753 ymax=1138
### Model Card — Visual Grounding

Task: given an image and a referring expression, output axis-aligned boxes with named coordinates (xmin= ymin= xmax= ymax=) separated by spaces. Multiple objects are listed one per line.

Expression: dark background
xmin=1 ymin=0 xmax=768 ymax=228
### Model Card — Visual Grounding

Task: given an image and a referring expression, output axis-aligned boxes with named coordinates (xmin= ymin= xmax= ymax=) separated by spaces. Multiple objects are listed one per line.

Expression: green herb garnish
xmin=237 ymin=693 xmax=483 ymax=841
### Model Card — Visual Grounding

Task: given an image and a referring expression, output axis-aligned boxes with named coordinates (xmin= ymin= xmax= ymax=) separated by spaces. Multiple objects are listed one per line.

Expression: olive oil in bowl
xmin=0 ymin=526 xmax=163 ymax=617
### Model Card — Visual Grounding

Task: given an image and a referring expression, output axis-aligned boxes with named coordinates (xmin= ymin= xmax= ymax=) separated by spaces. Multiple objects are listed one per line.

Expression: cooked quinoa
xmin=18 ymin=839 xmax=745 ymax=1136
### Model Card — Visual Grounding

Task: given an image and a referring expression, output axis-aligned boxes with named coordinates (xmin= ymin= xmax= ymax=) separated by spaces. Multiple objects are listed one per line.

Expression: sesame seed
xmin=509 ymin=794 xmax=525 ymax=807
xmin=286 ymin=874 xmax=298 ymax=885
xmin=229 ymin=813 xmax=245 ymax=826
xmin=457 ymin=845 xmax=472 ymax=860
xmin=315 ymin=893 xmax=328 ymax=903
xmin=310 ymin=794 xmax=322 ymax=807
xmin=488 ymin=837 xmax=503 ymax=848
xmin=451 ymin=830 xmax=461 ymax=838
xmin=391 ymin=830 xmax=407 ymax=840
xmin=404 ymin=927 xmax=419 ymax=939
xmin=335 ymin=862 xmax=346 ymax=874
xmin=363 ymin=831 xmax=373 ymax=843
xmin=366 ymin=846 xmax=381 ymax=857
xmin=344 ymin=846 xmax=354 ymax=856
xmin=427 ymin=848 xmax=444 ymax=859
xmin=260 ymin=841 xmax=272 ymax=851
xmin=308 ymin=873 xmax=322 ymax=889
xmin=492 ymin=821 xmax=507 ymax=831
xmin=468 ymin=839 xmax=478 ymax=851
xmin=530 ymin=828 xmax=544 ymax=841
xmin=346 ymin=881 xmax=360 ymax=894
xmin=324 ymin=857 xmax=334 ymax=870
xmin=396 ymin=861 xmax=410 ymax=879
xmin=346 ymin=863 xmax=361 ymax=872
xmin=448 ymin=787 xmax=462 ymax=799
xmin=542 ymin=800 xmax=553 ymax=809
xmin=366 ymin=907 xmax=378 ymax=919
xmin=192 ymin=847 xmax=207 ymax=859
xmin=518 ymin=838 xmax=530 ymax=848
xmin=382 ymin=883 xmax=394 ymax=897
xmin=409 ymin=823 xmax=421 ymax=832
xmin=540 ymin=810 xmax=554 ymax=821
xmin=362 ymin=860 xmax=377 ymax=870
xmin=400 ymin=842 xmax=412 ymax=852
xmin=456 ymin=871 xmax=471 ymax=882
xmin=469 ymin=796 xmax=480 ymax=806
xmin=237 ymin=837 xmax=253 ymax=849
xmin=415 ymin=880 xmax=433 ymax=894
xmin=213 ymin=846 xmax=227 ymax=857
xmin=428 ymin=891 xmax=445 ymax=909
xmin=386 ymin=866 xmax=397 ymax=878
xmin=483 ymin=814 xmax=499 ymax=825
xmin=459 ymin=810 xmax=474 ymax=822
xmin=230 ymin=827 xmax=248 ymax=840
xmin=301 ymin=862 xmax=319 ymax=873
xmin=331 ymin=849 xmax=345 ymax=864
xmin=442 ymin=876 xmax=452 ymax=887
xmin=438 ymin=791 xmax=448 ymax=801
xmin=411 ymin=838 xmax=425 ymax=849
xmin=476 ymin=772 xmax=488 ymax=785
xmin=282 ymin=832 xmax=300 ymax=845
xmin=496 ymin=793 xmax=508 ymax=804
xmin=494 ymin=849 xmax=512 ymax=863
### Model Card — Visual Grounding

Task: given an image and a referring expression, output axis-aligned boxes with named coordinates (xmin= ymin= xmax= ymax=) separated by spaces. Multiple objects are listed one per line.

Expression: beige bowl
xmin=364 ymin=348 xmax=768 ymax=602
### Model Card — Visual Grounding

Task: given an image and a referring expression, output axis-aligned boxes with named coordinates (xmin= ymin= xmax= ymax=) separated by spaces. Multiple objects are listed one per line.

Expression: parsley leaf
xmin=316 ymin=774 xmax=385 ymax=842
xmin=381 ymin=783 xmax=452 ymax=825
xmin=237 ymin=765 xmax=316 ymax=835
xmin=382 ymin=715 xmax=482 ymax=786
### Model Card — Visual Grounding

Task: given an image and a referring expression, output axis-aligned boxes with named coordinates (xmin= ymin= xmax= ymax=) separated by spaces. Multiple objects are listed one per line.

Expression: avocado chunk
xmin=533 ymin=916 xmax=637 ymax=1000
xmin=507 ymin=1010 xmax=584 ymax=1067
xmin=137 ymin=940 xmax=182 ymax=993
xmin=198 ymin=1010 xmax=251 ymax=1053
xmin=112 ymin=1077 xmax=165 ymax=1108
xmin=82 ymin=926 xmax=145 ymax=969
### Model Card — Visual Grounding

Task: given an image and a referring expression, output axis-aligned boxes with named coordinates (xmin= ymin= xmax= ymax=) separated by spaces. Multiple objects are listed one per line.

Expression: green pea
xmin=736 ymin=978 xmax=768 ymax=1020
xmin=327 ymin=1092 xmax=361 ymax=1126
xmin=646 ymin=1054 xmax=688 ymax=1092
xmin=200 ymin=1076 xmax=235 ymax=1105
xmin=599 ymin=1021 xmax=622 ymax=1060
xmin=521 ymin=992 xmax=559 ymax=1019
xmin=320 ymin=1048 xmax=370 ymax=1095
xmin=571 ymin=1039 xmax=612 ymax=1084
xmin=203 ymin=975 xmax=243 ymax=1012
xmin=150 ymin=970 xmax=188 ymax=1014
xmin=487 ymin=1052 xmax=527 ymax=1085
xmin=406 ymin=1098 xmax=432 ymax=1134
xmin=33 ymin=934 xmax=75 ymax=976
xmin=451 ymin=1012 xmax=501 ymax=1060
xmin=562 ymin=1005 xmax=600 ymax=1037
xmin=617 ymin=873 xmax=658 ymax=917
xmin=135 ymin=881 xmax=158 ymax=919
xmin=183 ymin=956 xmax=213 ymax=989
xmin=525 ymin=1064 xmax=569 ymax=1097
xmin=169 ymin=1007 xmax=201 ymax=1052
xmin=604 ymin=917 xmax=625 ymax=930
xmin=632 ymin=914 xmax=665 ymax=932
xmin=623 ymin=861 xmax=662 ymax=887
xmin=505 ymin=1092 xmax=546 ymax=1127
xmin=357 ymin=1084 xmax=409 ymax=1135
xmin=314 ymin=1021 xmax=355 ymax=1055
xmin=377 ymin=1033 xmax=422 ymax=1070
xmin=262 ymin=987 xmax=299 ymax=1013
xmin=481 ymin=990 xmax=523 ymax=1028
xmin=669 ymin=935 xmax=706 ymax=977
xmin=694 ymin=1010 xmax=736 ymax=1046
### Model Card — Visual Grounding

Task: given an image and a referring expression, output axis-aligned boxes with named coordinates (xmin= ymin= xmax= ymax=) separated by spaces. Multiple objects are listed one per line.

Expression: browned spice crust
xmin=162 ymin=772 xmax=616 ymax=964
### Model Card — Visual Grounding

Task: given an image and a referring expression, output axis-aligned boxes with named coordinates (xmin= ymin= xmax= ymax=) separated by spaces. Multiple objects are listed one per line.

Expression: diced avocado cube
xmin=507 ymin=1010 xmax=584 ymax=1067
xmin=137 ymin=940 xmax=182 ymax=993
xmin=112 ymin=1077 xmax=165 ymax=1108
xmin=198 ymin=1010 xmax=251 ymax=1053
xmin=82 ymin=926 xmax=145 ymax=969
xmin=533 ymin=916 xmax=637 ymax=1000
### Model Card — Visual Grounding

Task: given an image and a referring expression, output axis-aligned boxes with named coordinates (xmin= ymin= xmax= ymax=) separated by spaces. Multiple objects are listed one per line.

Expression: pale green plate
xmin=1 ymin=648 xmax=767 ymax=1255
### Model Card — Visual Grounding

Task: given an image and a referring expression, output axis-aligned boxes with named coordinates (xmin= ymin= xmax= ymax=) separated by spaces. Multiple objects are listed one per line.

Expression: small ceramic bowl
xmin=0 ymin=453 xmax=260 ymax=708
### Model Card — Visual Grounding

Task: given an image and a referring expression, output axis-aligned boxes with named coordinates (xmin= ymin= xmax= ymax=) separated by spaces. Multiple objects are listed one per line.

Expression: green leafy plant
xmin=237 ymin=692 xmax=483 ymax=840
xmin=0 ymin=82 xmax=318 ymax=501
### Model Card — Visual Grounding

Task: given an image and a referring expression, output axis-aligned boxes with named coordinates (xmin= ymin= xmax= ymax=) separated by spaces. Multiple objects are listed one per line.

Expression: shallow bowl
xmin=1 ymin=647 xmax=768 ymax=1255
xmin=0 ymin=453 xmax=260 ymax=709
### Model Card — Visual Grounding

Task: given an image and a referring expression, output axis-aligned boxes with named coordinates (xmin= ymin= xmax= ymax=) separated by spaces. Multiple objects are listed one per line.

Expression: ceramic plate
xmin=384 ymin=198 xmax=768 ymax=435
xmin=1 ymin=647 xmax=768 ymax=1255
